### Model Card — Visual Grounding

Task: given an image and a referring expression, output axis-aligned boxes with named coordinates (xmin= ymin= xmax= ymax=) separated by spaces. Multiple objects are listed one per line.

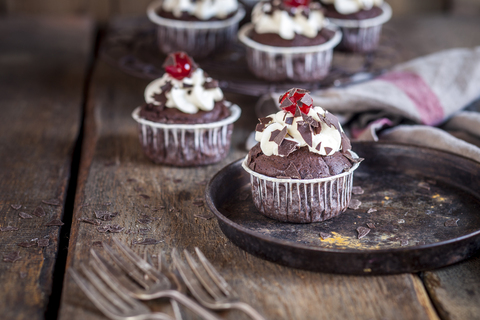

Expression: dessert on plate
xmin=238 ymin=0 xmax=342 ymax=82
xmin=320 ymin=0 xmax=392 ymax=52
xmin=243 ymin=88 xmax=362 ymax=223
xmin=147 ymin=0 xmax=245 ymax=59
xmin=132 ymin=52 xmax=241 ymax=166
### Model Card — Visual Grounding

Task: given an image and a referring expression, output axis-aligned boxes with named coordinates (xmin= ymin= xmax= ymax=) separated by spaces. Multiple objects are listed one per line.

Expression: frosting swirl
xmin=252 ymin=0 xmax=326 ymax=40
xmin=145 ymin=68 xmax=223 ymax=114
xmin=254 ymin=89 xmax=351 ymax=157
xmin=161 ymin=0 xmax=238 ymax=20
xmin=321 ymin=0 xmax=383 ymax=15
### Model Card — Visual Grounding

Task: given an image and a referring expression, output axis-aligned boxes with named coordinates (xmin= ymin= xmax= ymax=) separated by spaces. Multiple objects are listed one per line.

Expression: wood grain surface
xmin=0 ymin=17 xmax=92 ymax=320
xmin=57 ymin=58 xmax=439 ymax=319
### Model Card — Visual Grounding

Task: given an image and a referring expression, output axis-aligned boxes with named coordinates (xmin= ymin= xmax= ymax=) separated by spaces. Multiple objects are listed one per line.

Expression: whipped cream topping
xmin=255 ymin=107 xmax=348 ymax=157
xmin=321 ymin=0 xmax=383 ymax=15
xmin=145 ymin=68 xmax=223 ymax=114
xmin=161 ymin=0 xmax=238 ymax=20
xmin=252 ymin=1 xmax=325 ymax=40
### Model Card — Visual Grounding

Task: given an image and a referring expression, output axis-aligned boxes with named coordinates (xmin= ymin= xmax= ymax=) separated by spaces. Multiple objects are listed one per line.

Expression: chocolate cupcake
xmin=147 ymin=0 xmax=245 ymax=59
xmin=238 ymin=0 xmax=342 ymax=82
xmin=242 ymin=88 xmax=362 ymax=223
xmin=132 ymin=52 xmax=241 ymax=166
xmin=320 ymin=0 xmax=392 ymax=52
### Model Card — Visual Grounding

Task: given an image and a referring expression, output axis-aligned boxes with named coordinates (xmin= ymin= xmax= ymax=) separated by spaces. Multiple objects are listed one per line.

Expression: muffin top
xmin=251 ymin=0 xmax=328 ymax=42
xmin=159 ymin=0 xmax=238 ymax=21
xmin=246 ymin=88 xmax=361 ymax=179
xmin=140 ymin=52 xmax=229 ymax=124
xmin=320 ymin=0 xmax=383 ymax=19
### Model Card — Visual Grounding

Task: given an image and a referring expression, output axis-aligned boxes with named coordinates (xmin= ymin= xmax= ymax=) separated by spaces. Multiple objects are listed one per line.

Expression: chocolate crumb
xmin=127 ymin=178 xmax=137 ymax=183
xmin=348 ymin=199 xmax=362 ymax=210
xmin=0 ymin=226 xmax=19 ymax=232
xmin=3 ymin=251 xmax=21 ymax=263
xmin=285 ymin=117 xmax=294 ymax=125
xmin=37 ymin=239 xmax=49 ymax=247
xmin=19 ymin=212 xmax=33 ymax=219
xmin=400 ymin=239 xmax=409 ymax=246
xmin=137 ymin=215 xmax=154 ymax=224
xmin=445 ymin=218 xmax=459 ymax=227
xmin=92 ymin=241 xmax=103 ymax=247
xmin=366 ymin=222 xmax=375 ymax=229
xmin=284 ymin=162 xmax=301 ymax=179
xmin=139 ymin=227 xmax=151 ymax=235
xmin=144 ymin=204 xmax=150 ymax=208
xmin=367 ymin=208 xmax=377 ymax=213
xmin=135 ymin=186 xmax=145 ymax=192
xmin=352 ymin=186 xmax=364 ymax=195
xmin=193 ymin=200 xmax=204 ymax=207
xmin=357 ymin=226 xmax=370 ymax=239
xmin=11 ymin=204 xmax=22 ymax=210
xmin=319 ymin=232 xmax=331 ymax=240
xmin=45 ymin=219 xmax=64 ymax=226
xmin=174 ymin=179 xmax=183 ymax=183
xmin=125 ymin=229 xmax=137 ymax=234
xmin=418 ymin=182 xmax=430 ymax=190
xmin=139 ymin=194 xmax=151 ymax=199
xmin=104 ymin=202 xmax=112 ymax=206
xmin=324 ymin=147 xmax=333 ymax=155
xmin=17 ymin=241 xmax=37 ymax=248
xmin=78 ymin=217 xmax=102 ymax=225
xmin=94 ymin=210 xmax=118 ymax=221
xmin=97 ymin=224 xmax=125 ymax=233
xmin=132 ymin=238 xmax=162 ymax=245
xmin=42 ymin=199 xmax=61 ymax=206
xmin=194 ymin=213 xmax=214 ymax=220
xmin=32 ymin=207 xmax=45 ymax=217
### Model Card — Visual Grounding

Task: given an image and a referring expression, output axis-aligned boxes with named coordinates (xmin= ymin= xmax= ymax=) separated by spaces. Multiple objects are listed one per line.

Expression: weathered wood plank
xmin=58 ymin=46 xmax=439 ymax=320
xmin=0 ymin=17 xmax=92 ymax=320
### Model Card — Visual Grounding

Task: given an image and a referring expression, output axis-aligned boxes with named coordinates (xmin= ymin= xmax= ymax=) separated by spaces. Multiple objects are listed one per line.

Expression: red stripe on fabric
xmin=378 ymin=71 xmax=444 ymax=125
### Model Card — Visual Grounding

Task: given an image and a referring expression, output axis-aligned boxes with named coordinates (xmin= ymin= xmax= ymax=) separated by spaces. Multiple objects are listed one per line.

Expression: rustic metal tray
xmin=101 ymin=18 xmax=400 ymax=96
xmin=205 ymin=142 xmax=480 ymax=275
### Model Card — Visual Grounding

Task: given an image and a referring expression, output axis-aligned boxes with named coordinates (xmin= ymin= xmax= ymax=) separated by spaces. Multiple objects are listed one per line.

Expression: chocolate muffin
xmin=238 ymin=0 xmax=341 ymax=82
xmin=243 ymin=88 xmax=362 ymax=223
xmin=132 ymin=52 xmax=241 ymax=166
xmin=319 ymin=0 xmax=392 ymax=52
xmin=147 ymin=0 xmax=245 ymax=59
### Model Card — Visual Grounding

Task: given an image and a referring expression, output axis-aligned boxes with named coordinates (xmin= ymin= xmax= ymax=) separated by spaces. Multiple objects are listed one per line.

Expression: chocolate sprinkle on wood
xmin=418 ymin=182 xmax=431 ymax=190
xmin=319 ymin=232 xmax=331 ymax=240
xmin=19 ymin=212 xmax=33 ymax=219
xmin=0 ymin=226 xmax=19 ymax=232
xmin=11 ymin=204 xmax=22 ymax=210
xmin=97 ymin=224 xmax=125 ymax=233
xmin=367 ymin=208 xmax=377 ymax=213
xmin=137 ymin=215 xmax=154 ymax=224
xmin=94 ymin=210 xmax=118 ymax=221
xmin=352 ymin=186 xmax=364 ymax=195
xmin=139 ymin=227 xmax=151 ymax=235
xmin=356 ymin=226 xmax=371 ymax=239
xmin=3 ymin=251 xmax=22 ymax=263
xmin=45 ymin=219 xmax=64 ymax=226
xmin=400 ymin=239 xmax=409 ymax=246
xmin=17 ymin=241 xmax=37 ymax=248
xmin=42 ymin=199 xmax=61 ymax=206
xmin=32 ymin=206 xmax=45 ymax=217
xmin=348 ymin=199 xmax=362 ymax=210
xmin=139 ymin=194 xmax=150 ymax=199
xmin=194 ymin=213 xmax=214 ymax=220
xmin=78 ymin=217 xmax=102 ymax=225
xmin=445 ymin=218 xmax=460 ymax=227
xmin=132 ymin=238 xmax=162 ymax=245
xmin=366 ymin=222 xmax=376 ymax=229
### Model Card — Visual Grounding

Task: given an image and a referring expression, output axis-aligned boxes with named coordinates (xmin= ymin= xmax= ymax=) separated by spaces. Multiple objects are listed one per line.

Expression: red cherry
xmin=283 ymin=0 xmax=310 ymax=8
xmin=163 ymin=52 xmax=196 ymax=80
xmin=281 ymin=88 xmax=313 ymax=115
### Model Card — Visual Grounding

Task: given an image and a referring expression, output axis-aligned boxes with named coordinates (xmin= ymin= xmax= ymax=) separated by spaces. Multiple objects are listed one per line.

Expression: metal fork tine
xmin=113 ymin=237 xmax=165 ymax=282
xmin=184 ymin=250 xmax=225 ymax=300
xmin=195 ymin=247 xmax=233 ymax=297
xmin=103 ymin=242 xmax=152 ymax=289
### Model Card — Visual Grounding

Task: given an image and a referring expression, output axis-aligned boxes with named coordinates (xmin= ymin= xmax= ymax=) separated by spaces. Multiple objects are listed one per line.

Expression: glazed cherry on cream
xmin=163 ymin=52 xmax=196 ymax=80
xmin=280 ymin=88 xmax=313 ymax=115
xmin=282 ymin=0 xmax=311 ymax=8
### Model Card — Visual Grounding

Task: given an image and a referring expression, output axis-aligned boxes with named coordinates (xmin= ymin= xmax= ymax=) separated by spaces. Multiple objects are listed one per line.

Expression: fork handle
xmin=231 ymin=301 xmax=267 ymax=320
xmin=157 ymin=289 xmax=222 ymax=320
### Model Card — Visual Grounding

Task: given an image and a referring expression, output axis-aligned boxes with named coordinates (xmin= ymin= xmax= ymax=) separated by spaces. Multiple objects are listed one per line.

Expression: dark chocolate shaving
xmin=294 ymin=105 xmax=302 ymax=117
xmin=162 ymin=54 xmax=175 ymax=68
xmin=183 ymin=83 xmax=193 ymax=88
xmin=313 ymin=124 xmax=322 ymax=135
xmin=352 ymin=186 xmax=364 ymax=195
xmin=348 ymin=199 xmax=362 ymax=210
xmin=444 ymin=218 xmax=459 ymax=227
xmin=356 ymin=226 xmax=370 ymax=239
xmin=343 ymin=152 xmax=364 ymax=164
xmin=94 ymin=211 xmax=119 ymax=221
xmin=340 ymin=132 xmax=352 ymax=154
xmin=300 ymin=93 xmax=313 ymax=107
xmin=315 ymin=142 xmax=322 ymax=151
xmin=78 ymin=217 xmax=102 ymax=225
xmin=277 ymin=139 xmax=298 ymax=156
xmin=324 ymin=147 xmax=333 ymax=155
xmin=19 ymin=212 xmax=33 ymax=219
xmin=42 ymin=199 xmax=61 ymax=206
xmin=139 ymin=194 xmax=151 ymax=199
xmin=280 ymin=96 xmax=294 ymax=109
xmin=203 ymin=79 xmax=219 ymax=89
xmin=0 ymin=226 xmax=19 ymax=232
xmin=137 ymin=215 xmax=154 ymax=224
xmin=11 ymin=204 xmax=22 ymax=210
xmin=296 ymin=122 xmax=312 ymax=147
xmin=132 ymin=238 xmax=162 ymax=245
xmin=367 ymin=208 xmax=377 ymax=214
xmin=32 ymin=207 xmax=45 ymax=217
xmin=17 ymin=241 xmax=37 ymax=248
xmin=366 ymin=222 xmax=375 ymax=229
xmin=259 ymin=116 xmax=273 ymax=125
xmin=97 ymin=224 xmax=125 ymax=233
xmin=256 ymin=123 xmax=267 ymax=132
xmin=45 ymin=219 xmax=64 ymax=226
xmin=323 ymin=112 xmax=340 ymax=130
xmin=151 ymin=93 xmax=167 ymax=106
xmin=3 ymin=251 xmax=21 ymax=263
xmin=139 ymin=227 xmax=151 ymax=235
xmin=270 ymin=126 xmax=288 ymax=145
xmin=285 ymin=117 xmax=294 ymax=125
xmin=302 ymin=114 xmax=319 ymax=128
xmin=38 ymin=239 xmax=49 ymax=247
xmin=284 ymin=163 xmax=301 ymax=179
xmin=319 ymin=232 xmax=331 ymax=240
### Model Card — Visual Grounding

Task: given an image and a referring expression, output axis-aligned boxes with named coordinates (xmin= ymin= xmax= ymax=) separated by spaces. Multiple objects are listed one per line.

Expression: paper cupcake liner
xmin=132 ymin=104 xmax=241 ymax=166
xmin=147 ymin=1 xmax=245 ymax=59
xmin=327 ymin=3 xmax=392 ymax=52
xmin=238 ymin=23 xmax=342 ymax=81
xmin=242 ymin=153 xmax=360 ymax=223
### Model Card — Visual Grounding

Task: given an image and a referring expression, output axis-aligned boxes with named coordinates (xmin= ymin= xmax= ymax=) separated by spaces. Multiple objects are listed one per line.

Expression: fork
xmin=90 ymin=238 xmax=222 ymax=320
xmin=172 ymin=248 xmax=266 ymax=320
xmin=70 ymin=265 xmax=174 ymax=320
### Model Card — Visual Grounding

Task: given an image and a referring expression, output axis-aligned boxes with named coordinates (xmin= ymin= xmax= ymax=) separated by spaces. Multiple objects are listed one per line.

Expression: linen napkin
xmin=264 ymin=46 xmax=480 ymax=163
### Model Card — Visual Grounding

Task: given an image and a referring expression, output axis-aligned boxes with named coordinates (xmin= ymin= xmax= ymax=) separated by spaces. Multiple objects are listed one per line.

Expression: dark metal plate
xmin=205 ymin=142 xmax=480 ymax=275
xmin=101 ymin=17 xmax=401 ymax=96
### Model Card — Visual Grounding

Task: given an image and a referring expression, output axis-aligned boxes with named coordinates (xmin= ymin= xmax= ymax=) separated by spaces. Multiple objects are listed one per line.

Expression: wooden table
xmin=0 ymin=14 xmax=479 ymax=320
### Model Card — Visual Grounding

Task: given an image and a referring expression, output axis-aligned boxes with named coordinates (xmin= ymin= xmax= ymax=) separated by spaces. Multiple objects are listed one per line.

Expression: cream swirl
xmin=161 ymin=0 xmax=238 ymax=20
xmin=252 ymin=1 xmax=325 ymax=40
xmin=321 ymin=0 xmax=383 ymax=15
xmin=255 ymin=107 xmax=346 ymax=157
xmin=145 ymin=68 xmax=223 ymax=114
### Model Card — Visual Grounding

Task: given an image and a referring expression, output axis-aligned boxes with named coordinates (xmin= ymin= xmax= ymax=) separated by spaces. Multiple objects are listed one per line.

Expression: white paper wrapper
xmin=238 ymin=23 xmax=342 ymax=81
xmin=327 ymin=3 xmax=392 ymax=52
xmin=242 ymin=152 xmax=360 ymax=223
xmin=147 ymin=1 xmax=245 ymax=59
xmin=132 ymin=103 xmax=241 ymax=166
